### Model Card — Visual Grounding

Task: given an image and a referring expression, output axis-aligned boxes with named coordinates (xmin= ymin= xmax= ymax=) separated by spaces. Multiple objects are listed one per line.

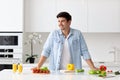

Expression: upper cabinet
xmin=24 ymin=0 xmax=88 ymax=32
xmin=24 ymin=0 xmax=56 ymax=32
xmin=24 ymin=0 xmax=120 ymax=32
xmin=56 ymin=0 xmax=88 ymax=32
xmin=0 ymin=0 xmax=23 ymax=32
xmin=87 ymin=0 xmax=120 ymax=32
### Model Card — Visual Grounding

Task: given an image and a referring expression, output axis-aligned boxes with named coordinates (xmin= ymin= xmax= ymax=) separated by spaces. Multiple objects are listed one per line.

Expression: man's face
xmin=57 ymin=17 xmax=71 ymax=30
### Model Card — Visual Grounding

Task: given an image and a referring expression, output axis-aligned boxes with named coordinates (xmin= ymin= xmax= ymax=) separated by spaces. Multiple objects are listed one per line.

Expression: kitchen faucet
xmin=109 ymin=47 xmax=117 ymax=63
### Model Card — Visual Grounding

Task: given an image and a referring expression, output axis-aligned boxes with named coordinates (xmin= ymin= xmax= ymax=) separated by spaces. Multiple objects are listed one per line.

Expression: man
xmin=33 ymin=12 xmax=97 ymax=71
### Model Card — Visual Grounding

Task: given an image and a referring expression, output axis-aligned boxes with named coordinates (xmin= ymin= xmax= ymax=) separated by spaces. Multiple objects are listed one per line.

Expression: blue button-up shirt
xmin=41 ymin=28 xmax=91 ymax=71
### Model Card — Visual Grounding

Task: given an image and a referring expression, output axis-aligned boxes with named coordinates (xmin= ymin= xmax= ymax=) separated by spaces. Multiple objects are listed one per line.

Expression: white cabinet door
xmin=87 ymin=0 xmax=120 ymax=32
xmin=0 ymin=0 xmax=23 ymax=32
xmin=24 ymin=0 xmax=56 ymax=32
xmin=25 ymin=0 xmax=88 ymax=32
xmin=56 ymin=0 xmax=88 ymax=32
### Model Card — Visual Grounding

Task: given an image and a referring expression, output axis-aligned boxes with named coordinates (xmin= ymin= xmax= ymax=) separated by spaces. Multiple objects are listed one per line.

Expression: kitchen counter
xmin=0 ymin=64 xmax=120 ymax=80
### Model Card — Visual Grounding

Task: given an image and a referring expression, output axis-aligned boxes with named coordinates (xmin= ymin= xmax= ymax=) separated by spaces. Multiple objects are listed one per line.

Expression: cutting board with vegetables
xmin=32 ymin=67 xmax=50 ymax=74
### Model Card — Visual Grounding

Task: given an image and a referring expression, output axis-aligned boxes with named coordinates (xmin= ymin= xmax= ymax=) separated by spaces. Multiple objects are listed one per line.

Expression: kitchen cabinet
xmin=87 ymin=0 xmax=120 ymax=32
xmin=24 ymin=0 xmax=56 ymax=32
xmin=25 ymin=0 xmax=120 ymax=32
xmin=24 ymin=0 xmax=88 ymax=32
xmin=56 ymin=0 xmax=120 ymax=32
xmin=0 ymin=0 xmax=23 ymax=32
xmin=56 ymin=0 xmax=88 ymax=32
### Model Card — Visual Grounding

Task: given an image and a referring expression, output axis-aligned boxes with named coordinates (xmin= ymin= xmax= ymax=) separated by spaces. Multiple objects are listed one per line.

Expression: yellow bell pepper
xmin=67 ymin=64 xmax=74 ymax=70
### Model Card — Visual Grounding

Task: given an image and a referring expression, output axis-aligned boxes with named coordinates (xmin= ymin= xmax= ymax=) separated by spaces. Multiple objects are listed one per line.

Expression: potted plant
xmin=25 ymin=54 xmax=38 ymax=63
xmin=25 ymin=33 xmax=42 ymax=63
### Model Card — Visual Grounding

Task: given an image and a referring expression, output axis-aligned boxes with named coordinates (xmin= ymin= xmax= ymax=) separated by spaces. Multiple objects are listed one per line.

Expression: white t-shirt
xmin=60 ymin=38 xmax=71 ymax=70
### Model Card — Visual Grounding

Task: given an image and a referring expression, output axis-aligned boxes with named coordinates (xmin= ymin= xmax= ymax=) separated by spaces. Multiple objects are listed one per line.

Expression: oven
xmin=0 ymin=32 xmax=23 ymax=70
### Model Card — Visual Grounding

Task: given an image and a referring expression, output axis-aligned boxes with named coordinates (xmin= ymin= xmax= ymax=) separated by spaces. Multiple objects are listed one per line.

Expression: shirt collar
xmin=58 ymin=28 xmax=73 ymax=36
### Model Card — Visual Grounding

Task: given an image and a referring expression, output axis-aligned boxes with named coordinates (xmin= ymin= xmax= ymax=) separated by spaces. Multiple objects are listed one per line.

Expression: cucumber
xmin=75 ymin=69 xmax=84 ymax=73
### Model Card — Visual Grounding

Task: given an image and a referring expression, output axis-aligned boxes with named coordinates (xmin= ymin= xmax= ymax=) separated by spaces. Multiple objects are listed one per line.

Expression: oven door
xmin=0 ymin=32 xmax=22 ymax=48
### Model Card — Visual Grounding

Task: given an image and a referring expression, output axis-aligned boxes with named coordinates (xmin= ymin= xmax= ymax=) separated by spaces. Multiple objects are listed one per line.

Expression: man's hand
xmin=91 ymin=66 xmax=99 ymax=70
xmin=31 ymin=56 xmax=47 ymax=70
xmin=86 ymin=59 xmax=99 ymax=70
xmin=31 ymin=66 xmax=39 ymax=70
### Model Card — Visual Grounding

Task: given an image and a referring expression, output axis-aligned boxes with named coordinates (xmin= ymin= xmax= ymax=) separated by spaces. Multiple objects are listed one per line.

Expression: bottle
xmin=17 ymin=64 xmax=23 ymax=74
xmin=12 ymin=63 xmax=17 ymax=73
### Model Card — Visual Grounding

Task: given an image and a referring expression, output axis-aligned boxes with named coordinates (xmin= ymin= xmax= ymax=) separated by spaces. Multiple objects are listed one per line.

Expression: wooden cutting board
xmin=60 ymin=70 xmax=75 ymax=73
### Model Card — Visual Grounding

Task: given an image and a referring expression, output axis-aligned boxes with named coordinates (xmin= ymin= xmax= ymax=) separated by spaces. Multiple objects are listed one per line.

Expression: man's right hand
xmin=31 ymin=55 xmax=47 ymax=70
xmin=31 ymin=66 xmax=39 ymax=70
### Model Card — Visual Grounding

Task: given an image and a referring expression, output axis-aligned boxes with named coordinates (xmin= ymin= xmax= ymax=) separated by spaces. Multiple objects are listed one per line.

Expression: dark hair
xmin=56 ymin=12 xmax=72 ymax=21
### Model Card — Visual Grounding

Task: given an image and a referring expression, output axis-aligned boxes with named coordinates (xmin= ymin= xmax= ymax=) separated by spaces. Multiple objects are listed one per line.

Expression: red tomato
xmin=45 ymin=70 xmax=49 ymax=73
xmin=100 ymin=65 xmax=107 ymax=71
xmin=32 ymin=68 xmax=50 ymax=74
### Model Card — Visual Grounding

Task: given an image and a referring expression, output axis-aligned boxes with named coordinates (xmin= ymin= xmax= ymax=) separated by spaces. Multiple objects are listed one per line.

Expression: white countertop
xmin=0 ymin=64 xmax=120 ymax=80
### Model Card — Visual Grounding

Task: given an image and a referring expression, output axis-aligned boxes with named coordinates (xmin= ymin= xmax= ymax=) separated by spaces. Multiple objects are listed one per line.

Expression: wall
xmin=23 ymin=32 xmax=120 ymax=65
xmin=23 ymin=32 xmax=49 ymax=63
xmin=83 ymin=33 xmax=120 ymax=62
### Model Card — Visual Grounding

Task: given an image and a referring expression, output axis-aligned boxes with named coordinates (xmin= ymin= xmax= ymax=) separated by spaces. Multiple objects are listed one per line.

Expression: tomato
xmin=45 ymin=70 xmax=49 ymax=73
xmin=32 ymin=67 xmax=50 ymax=74
xmin=99 ymin=65 xmax=107 ymax=71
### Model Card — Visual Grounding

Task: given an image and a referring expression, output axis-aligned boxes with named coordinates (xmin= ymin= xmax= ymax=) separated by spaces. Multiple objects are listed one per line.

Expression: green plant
xmin=24 ymin=33 xmax=42 ymax=63
xmin=25 ymin=54 xmax=38 ymax=63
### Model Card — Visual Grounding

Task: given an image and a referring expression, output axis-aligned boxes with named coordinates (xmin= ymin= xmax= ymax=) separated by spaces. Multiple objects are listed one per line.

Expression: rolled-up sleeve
xmin=79 ymin=32 xmax=91 ymax=60
xmin=41 ymin=32 xmax=53 ymax=57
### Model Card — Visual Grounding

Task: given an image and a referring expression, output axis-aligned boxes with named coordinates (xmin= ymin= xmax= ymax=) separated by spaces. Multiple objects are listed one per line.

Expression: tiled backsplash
xmin=23 ymin=32 xmax=120 ymax=65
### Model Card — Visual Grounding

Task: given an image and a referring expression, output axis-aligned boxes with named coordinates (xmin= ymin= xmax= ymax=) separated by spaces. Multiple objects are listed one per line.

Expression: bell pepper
xmin=67 ymin=64 xmax=74 ymax=70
